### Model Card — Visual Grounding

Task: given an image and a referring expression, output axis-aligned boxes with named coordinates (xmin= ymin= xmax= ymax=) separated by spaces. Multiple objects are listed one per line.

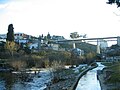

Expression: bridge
xmin=57 ymin=36 xmax=120 ymax=54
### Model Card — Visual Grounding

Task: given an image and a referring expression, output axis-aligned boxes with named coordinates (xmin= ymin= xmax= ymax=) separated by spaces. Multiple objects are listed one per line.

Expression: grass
xmin=105 ymin=62 xmax=120 ymax=84
xmin=101 ymin=62 xmax=114 ymax=66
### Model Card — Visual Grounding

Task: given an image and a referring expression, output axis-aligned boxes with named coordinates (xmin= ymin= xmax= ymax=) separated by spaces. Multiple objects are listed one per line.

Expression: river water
xmin=0 ymin=69 xmax=51 ymax=90
xmin=76 ymin=62 xmax=105 ymax=90
xmin=0 ymin=63 xmax=104 ymax=90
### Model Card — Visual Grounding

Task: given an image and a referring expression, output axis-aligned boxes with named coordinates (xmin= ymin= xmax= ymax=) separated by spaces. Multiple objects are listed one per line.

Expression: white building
xmin=52 ymin=35 xmax=65 ymax=41
xmin=0 ymin=34 xmax=6 ymax=42
xmin=72 ymin=48 xmax=84 ymax=56
xmin=0 ymin=33 xmax=32 ymax=43
xmin=29 ymin=43 xmax=38 ymax=49
xmin=14 ymin=33 xmax=32 ymax=40
xmin=0 ymin=34 xmax=6 ymax=39
xmin=99 ymin=39 xmax=108 ymax=49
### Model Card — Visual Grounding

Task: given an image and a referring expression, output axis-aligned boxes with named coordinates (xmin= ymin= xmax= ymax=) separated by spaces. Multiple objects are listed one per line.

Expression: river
xmin=76 ymin=62 xmax=105 ymax=90
xmin=0 ymin=63 xmax=104 ymax=90
xmin=0 ymin=69 xmax=51 ymax=90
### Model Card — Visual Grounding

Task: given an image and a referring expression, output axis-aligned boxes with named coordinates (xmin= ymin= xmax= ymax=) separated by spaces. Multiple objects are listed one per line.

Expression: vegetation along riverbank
xmin=98 ymin=62 xmax=120 ymax=90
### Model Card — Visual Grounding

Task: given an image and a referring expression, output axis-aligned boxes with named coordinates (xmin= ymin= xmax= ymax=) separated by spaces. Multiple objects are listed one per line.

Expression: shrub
xmin=10 ymin=60 xmax=27 ymax=71
xmin=0 ymin=52 xmax=11 ymax=59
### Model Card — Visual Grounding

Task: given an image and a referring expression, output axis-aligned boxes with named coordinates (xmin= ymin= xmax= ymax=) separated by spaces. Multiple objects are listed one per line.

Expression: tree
xmin=70 ymin=32 xmax=79 ymax=39
xmin=6 ymin=24 xmax=14 ymax=41
xmin=5 ymin=24 xmax=15 ymax=57
xmin=47 ymin=32 xmax=51 ymax=40
xmin=5 ymin=41 xmax=16 ymax=57
xmin=86 ymin=52 xmax=96 ymax=64
xmin=70 ymin=32 xmax=80 ymax=48
xmin=106 ymin=0 xmax=120 ymax=7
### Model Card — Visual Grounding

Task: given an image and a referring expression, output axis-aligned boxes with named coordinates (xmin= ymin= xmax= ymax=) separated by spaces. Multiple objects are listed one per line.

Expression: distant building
xmin=0 ymin=34 xmax=6 ymax=42
xmin=99 ymin=39 xmax=108 ymax=49
xmin=0 ymin=38 xmax=6 ymax=42
xmin=0 ymin=33 xmax=33 ymax=43
xmin=0 ymin=34 xmax=7 ymax=39
xmin=14 ymin=33 xmax=33 ymax=40
xmin=29 ymin=43 xmax=38 ymax=49
xmin=49 ymin=43 xmax=59 ymax=51
xmin=72 ymin=48 xmax=84 ymax=56
xmin=52 ymin=35 xmax=65 ymax=41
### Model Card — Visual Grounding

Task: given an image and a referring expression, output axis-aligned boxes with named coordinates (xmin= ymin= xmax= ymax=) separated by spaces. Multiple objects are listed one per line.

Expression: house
xmin=14 ymin=33 xmax=32 ymax=40
xmin=29 ymin=43 xmax=38 ymax=49
xmin=0 ymin=33 xmax=33 ymax=44
xmin=0 ymin=34 xmax=7 ymax=39
xmin=49 ymin=43 xmax=59 ymax=51
xmin=52 ymin=35 xmax=65 ymax=41
xmin=99 ymin=39 xmax=108 ymax=49
xmin=72 ymin=48 xmax=84 ymax=56
xmin=0 ymin=34 xmax=6 ymax=42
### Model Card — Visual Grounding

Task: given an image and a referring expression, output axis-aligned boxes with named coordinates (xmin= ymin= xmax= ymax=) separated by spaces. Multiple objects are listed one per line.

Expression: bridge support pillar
xmin=97 ymin=39 xmax=100 ymax=54
xmin=73 ymin=43 xmax=76 ymax=49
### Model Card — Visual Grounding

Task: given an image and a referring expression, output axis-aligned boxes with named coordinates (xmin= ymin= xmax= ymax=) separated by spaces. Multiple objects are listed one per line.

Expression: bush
xmin=0 ymin=52 xmax=11 ymax=59
xmin=9 ymin=60 xmax=27 ymax=71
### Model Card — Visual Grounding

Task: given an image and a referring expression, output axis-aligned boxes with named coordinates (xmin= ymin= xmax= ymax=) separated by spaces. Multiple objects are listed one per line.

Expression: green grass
xmin=62 ymin=69 xmax=75 ymax=75
xmin=105 ymin=62 xmax=120 ymax=83
xmin=101 ymin=62 xmax=114 ymax=66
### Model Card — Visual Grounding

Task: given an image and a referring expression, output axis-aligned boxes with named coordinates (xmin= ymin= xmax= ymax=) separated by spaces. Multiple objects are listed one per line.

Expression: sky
xmin=0 ymin=0 xmax=120 ymax=45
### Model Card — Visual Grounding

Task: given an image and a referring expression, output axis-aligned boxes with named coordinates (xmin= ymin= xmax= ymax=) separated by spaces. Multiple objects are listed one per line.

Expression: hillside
xmin=60 ymin=42 xmax=97 ymax=54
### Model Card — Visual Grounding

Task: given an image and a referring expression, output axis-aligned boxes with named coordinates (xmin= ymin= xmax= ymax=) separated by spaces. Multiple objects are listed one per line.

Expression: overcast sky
xmin=0 ymin=0 xmax=120 ymax=42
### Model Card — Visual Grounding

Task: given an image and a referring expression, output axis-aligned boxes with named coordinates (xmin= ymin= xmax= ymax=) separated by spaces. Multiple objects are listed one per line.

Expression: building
xmin=0 ymin=34 xmax=6 ymax=39
xmin=0 ymin=33 xmax=32 ymax=43
xmin=0 ymin=34 xmax=6 ymax=42
xmin=99 ymin=39 xmax=108 ymax=49
xmin=52 ymin=35 xmax=65 ymax=41
xmin=72 ymin=48 xmax=84 ymax=56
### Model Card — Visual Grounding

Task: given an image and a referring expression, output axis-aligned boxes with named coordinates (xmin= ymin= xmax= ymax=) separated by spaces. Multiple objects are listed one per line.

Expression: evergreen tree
xmin=5 ymin=24 xmax=15 ymax=57
xmin=47 ymin=32 xmax=51 ymax=40
xmin=106 ymin=0 xmax=120 ymax=7
xmin=70 ymin=32 xmax=79 ymax=39
xmin=6 ymin=24 xmax=14 ymax=41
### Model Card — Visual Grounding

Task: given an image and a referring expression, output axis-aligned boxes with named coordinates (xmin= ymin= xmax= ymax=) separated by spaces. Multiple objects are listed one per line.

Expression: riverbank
xmin=97 ymin=69 xmax=120 ymax=90
xmin=44 ymin=62 xmax=98 ymax=90
xmin=98 ymin=62 xmax=120 ymax=90
xmin=97 ymin=71 xmax=108 ymax=90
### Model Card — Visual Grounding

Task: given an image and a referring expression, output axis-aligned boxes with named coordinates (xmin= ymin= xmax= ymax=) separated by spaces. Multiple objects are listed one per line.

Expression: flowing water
xmin=76 ymin=62 xmax=105 ymax=90
xmin=0 ymin=70 xmax=51 ymax=90
xmin=0 ymin=63 xmax=104 ymax=90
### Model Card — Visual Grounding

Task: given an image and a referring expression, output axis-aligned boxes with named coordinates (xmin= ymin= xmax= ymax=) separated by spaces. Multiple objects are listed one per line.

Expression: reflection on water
xmin=76 ymin=62 xmax=105 ymax=90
